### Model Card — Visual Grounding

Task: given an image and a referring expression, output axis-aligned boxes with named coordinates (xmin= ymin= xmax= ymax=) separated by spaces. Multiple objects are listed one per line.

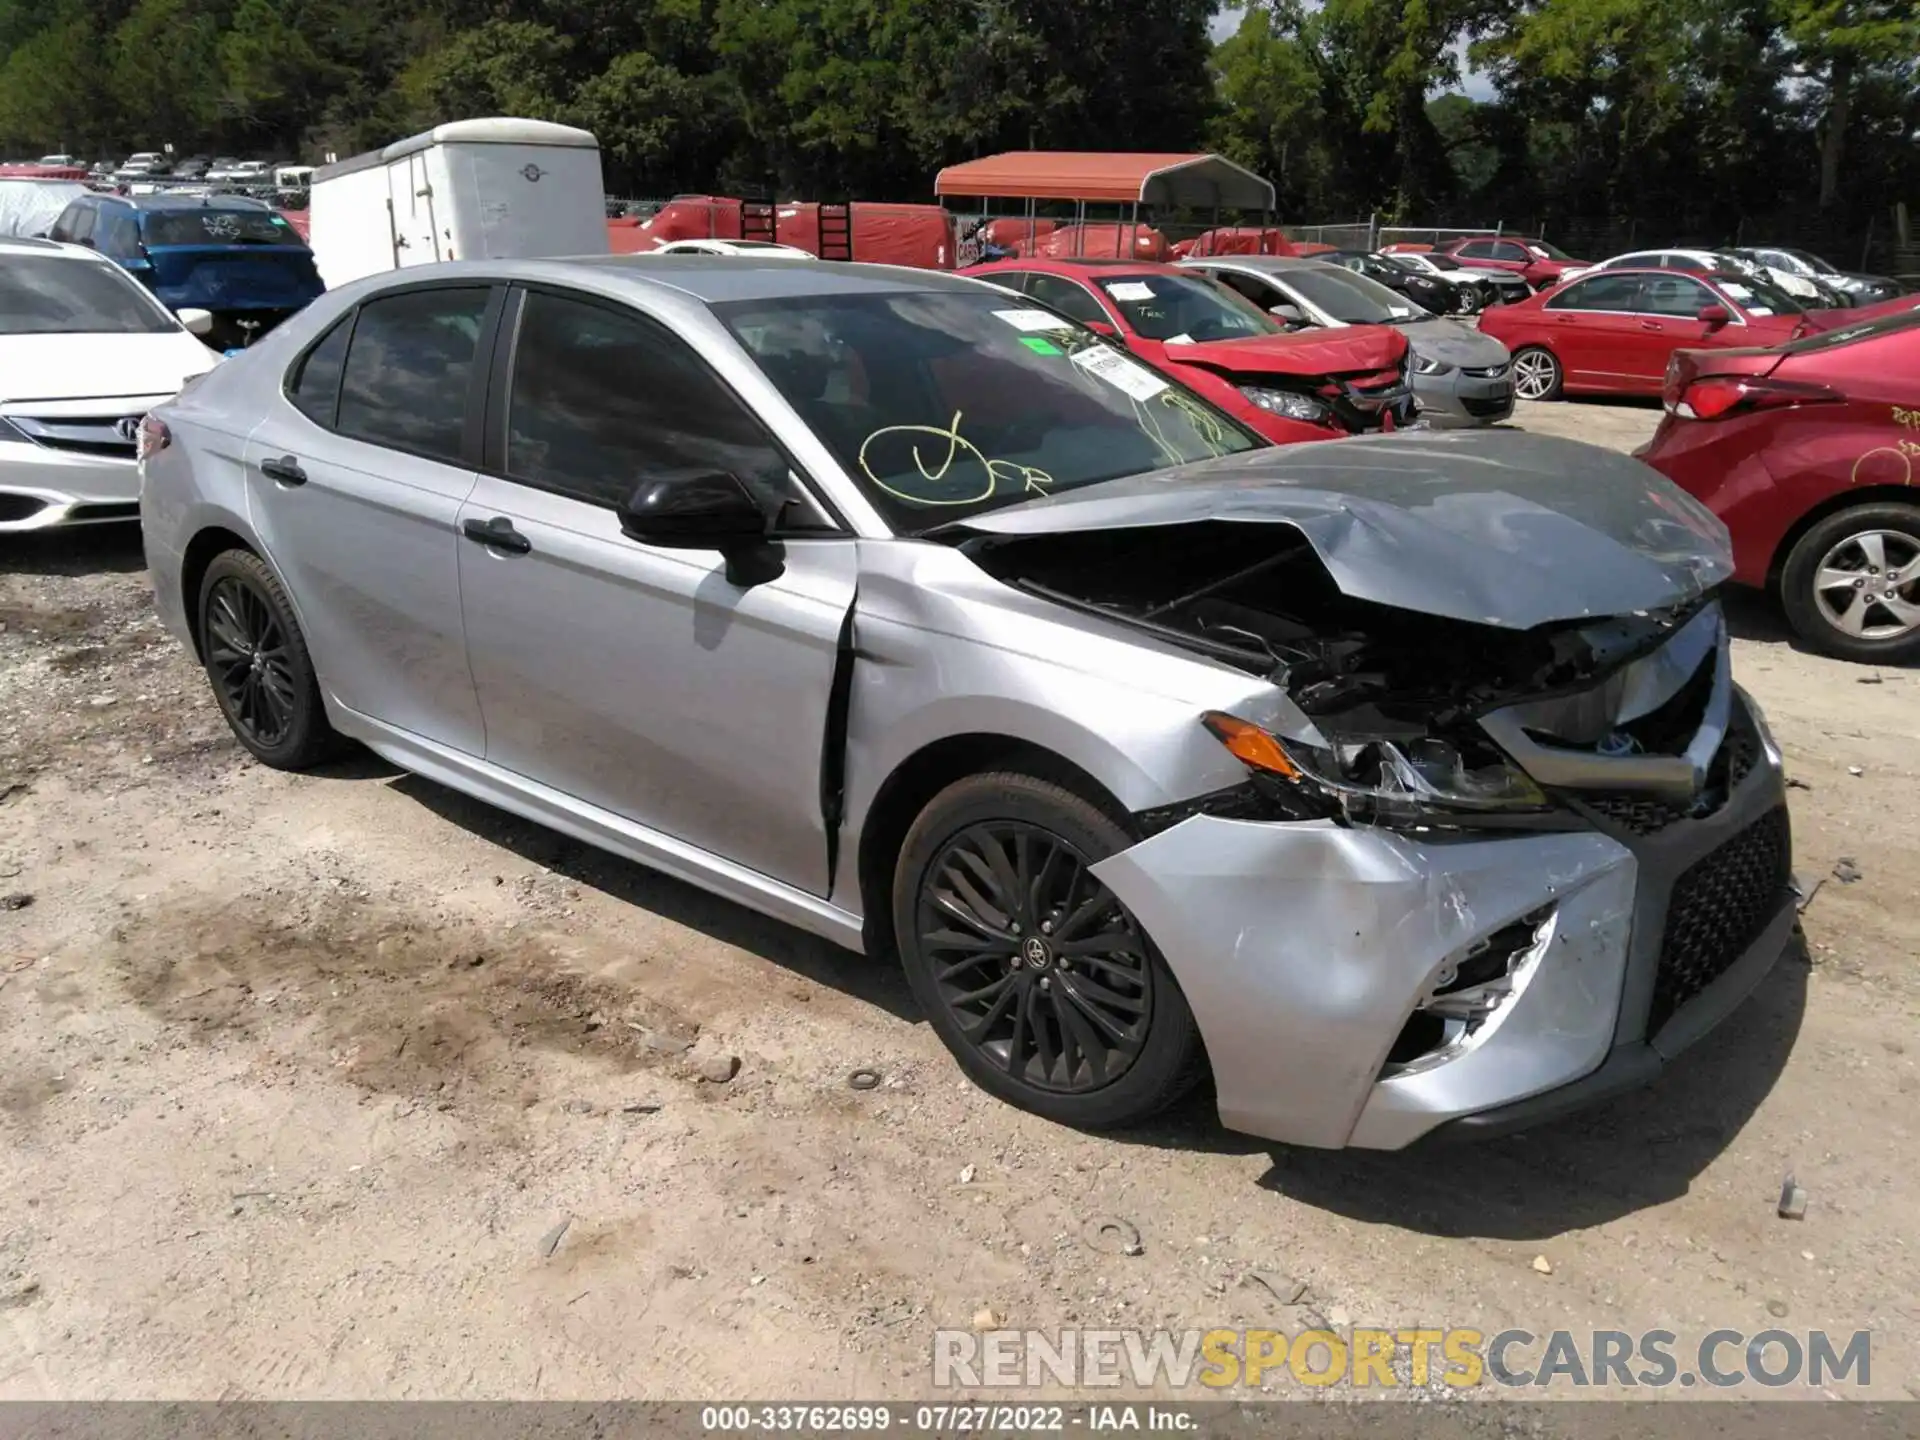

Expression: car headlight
xmin=1203 ymin=711 xmax=1549 ymax=825
xmin=1237 ymin=387 xmax=1331 ymax=424
xmin=1409 ymin=353 xmax=1454 ymax=376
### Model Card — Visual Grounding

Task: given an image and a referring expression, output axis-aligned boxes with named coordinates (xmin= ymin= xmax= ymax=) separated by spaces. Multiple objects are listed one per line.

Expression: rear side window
xmin=505 ymin=289 xmax=790 ymax=511
xmin=1546 ymin=274 xmax=1645 ymax=312
xmin=66 ymin=205 xmax=96 ymax=244
xmin=335 ymin=287 xmax=492 ymax=464
xmin=287 ymin=317 xmax=353 ymax=426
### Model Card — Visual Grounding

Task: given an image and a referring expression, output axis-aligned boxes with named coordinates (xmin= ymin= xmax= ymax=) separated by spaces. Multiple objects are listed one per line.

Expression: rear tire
xmin=1512 ymin=345 xmax=1563 ymax=401
xmin=197 ymin=548 xmax=344 ymax=769
xmin=893 ymin=771 xmax=1205 ymax=1130
xmin=1779 ymin=503 xmax=1920 ymax=664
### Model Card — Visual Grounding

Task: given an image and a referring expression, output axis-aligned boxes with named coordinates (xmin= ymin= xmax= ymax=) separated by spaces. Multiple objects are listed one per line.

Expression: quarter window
xmin=505 ymin=290 xmax=792 ymax=513
xmin=1545 ymin=274 xmax=1646 ymax=312
xmin=287 ymin=316 xmax=353 ymax=426
xmin=334 ymin=286 xmax=492 ymax=464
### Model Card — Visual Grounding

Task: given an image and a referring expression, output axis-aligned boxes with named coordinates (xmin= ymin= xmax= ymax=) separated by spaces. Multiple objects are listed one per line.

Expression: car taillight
xmin=136 ymin=414 xmax=170 ymax=460
xmin=1672 ymin=375 xmax=1839 ymax=421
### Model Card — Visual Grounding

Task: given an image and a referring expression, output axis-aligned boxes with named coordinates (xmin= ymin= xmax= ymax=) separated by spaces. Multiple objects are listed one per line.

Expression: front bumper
xmin=1412 ymin=369 xmax=1515 ymax=425
xmin=1 ymin=441 xmax=142 ymax=531
xmin=1092 ymin=691 xmax=1792 ymax=1150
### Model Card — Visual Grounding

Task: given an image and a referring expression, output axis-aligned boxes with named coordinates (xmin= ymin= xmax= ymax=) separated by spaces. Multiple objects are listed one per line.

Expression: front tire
xmin=197 ymin=548 xmax=343 ymax=769
xmin=1779 ymin=503 xmax=1920 ymax=663
xmin=893 ymin=771 xmax=1204 ymax=1129
xmin=1512 ymin=345 xmax=1563 ymax=401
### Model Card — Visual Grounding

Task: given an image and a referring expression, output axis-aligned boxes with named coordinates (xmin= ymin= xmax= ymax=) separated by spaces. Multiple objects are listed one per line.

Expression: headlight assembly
xmin=1237 ymin=386 xmax=1332 ymax=424
xmin=1202 ymin=711 xmax=1549 ymax=825
xmin=1409 ymin=353 xmax=1454 ymax=376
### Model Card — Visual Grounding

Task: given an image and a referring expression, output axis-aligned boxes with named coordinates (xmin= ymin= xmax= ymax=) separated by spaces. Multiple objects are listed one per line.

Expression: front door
xmin=1541 ymin=273 xmax=1651 ymax=390
xmin=456 ymin=287 xmax=857 ymax=895
xmin=1625 ymin=274 xmax=1724 ymax=391
xmin=244 ymin=284 xmax=498 ymax=753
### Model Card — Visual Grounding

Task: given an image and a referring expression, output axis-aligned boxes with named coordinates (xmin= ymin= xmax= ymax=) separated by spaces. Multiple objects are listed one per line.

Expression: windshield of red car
xmin=1526 ymin=241 xmax=1574 ymax=260
xmin=1712 ymin=275 xmax=1804 ymax=317
xmin=1091 ymin=272 xmax=1281 ymax=344
xmin=717 ymin=291 xmax=1261 ymax=534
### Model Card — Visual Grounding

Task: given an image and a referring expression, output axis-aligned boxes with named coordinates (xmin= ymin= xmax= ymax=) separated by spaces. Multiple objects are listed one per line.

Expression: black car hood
xmin=949 ymin=430 xmax=1733 ymax=630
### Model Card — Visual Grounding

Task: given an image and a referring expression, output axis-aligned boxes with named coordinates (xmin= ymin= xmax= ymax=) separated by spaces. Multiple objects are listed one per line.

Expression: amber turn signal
xmin=1201 ymin=712 xmax=1302 ymax=779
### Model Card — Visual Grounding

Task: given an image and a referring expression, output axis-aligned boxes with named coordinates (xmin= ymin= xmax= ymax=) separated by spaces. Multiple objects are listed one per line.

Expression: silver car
xmin=140 ymin=257 xmax=1796 ymax=1149
xmin=1181 ymin=255 xmax=1516 ymax=426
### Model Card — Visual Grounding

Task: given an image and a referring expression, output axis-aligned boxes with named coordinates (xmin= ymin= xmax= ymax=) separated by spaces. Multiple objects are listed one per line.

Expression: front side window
xmin=1456 ymin=241 xmax=1495 ymax=259
xmin=717 ymin=289 xmax=1261 ymax=534
xmin=334 ymin=286 xmax=492 ymax=463
xmin=1022 ymin=274 xmax=1111 ymax=327
xmin=1491 ymin=242 xmax=1531 ymax=262
xmin=0 ymin=255 xmax=176 ymax=335
xmin=1545 ymin=274 xmax=1646 ymax=312
xmin=505 ymin=290 xmax=791 ymax=512
xmin=1092 ymin=272 xmax=1276 ymax=343
xmin=1637 ymin=275 xmax=1717 ymax=317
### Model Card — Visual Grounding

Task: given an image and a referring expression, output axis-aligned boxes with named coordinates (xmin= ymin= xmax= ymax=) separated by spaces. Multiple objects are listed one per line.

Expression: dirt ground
xmin=2 ymin=398 xmax=1916 ymax=1405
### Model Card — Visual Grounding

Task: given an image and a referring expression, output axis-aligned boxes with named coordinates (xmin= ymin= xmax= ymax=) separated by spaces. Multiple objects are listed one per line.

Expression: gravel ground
xmin=2 ymin=399 xmax=1916 ymax=1405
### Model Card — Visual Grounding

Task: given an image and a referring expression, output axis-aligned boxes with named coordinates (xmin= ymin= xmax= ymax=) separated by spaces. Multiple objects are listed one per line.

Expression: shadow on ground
xmin=385 ymin=770 xmax=921 ymax=1026
xmin=0 ymin=525 xmax=147 ymax=577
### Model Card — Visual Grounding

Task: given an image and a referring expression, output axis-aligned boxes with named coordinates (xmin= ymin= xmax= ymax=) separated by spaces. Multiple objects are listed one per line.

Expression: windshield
xmin=139 ymin=208 xmax=305 ymax=247
xmin=1526 ymin=240 xmax=1574 ymax=260
xmin=717 ymin=291 xmax=1261 ymax=534
xmin=1092 ymin=272 xmax=1279 ymax=343
xmin=1785 ymin=249 xmax=1840 ymax=276
xmin=1713 ymin=275 xmax=1804 ymax=317
xmin=0 ymin=255 xmax=177 ymax=335
xmin=1278 ymin=265 xmax=1421 ymax=324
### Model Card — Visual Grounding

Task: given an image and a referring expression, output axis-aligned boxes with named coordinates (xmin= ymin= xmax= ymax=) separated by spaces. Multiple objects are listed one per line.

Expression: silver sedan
xmin=1181 ymin=254 xmax=1517 ymax=426
xmin=140 ymin=256 xmax=1796 ymax=1148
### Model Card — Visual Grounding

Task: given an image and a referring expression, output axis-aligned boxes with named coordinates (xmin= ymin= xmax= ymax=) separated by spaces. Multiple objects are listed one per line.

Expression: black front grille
xmin=1462 ymin=393 xmax=1514 ymax=417
xmin=1462 ymin=362 xmax=1512 ymax=379
xmin=1649 ymin=806 xmax=1791 ymax=1032
xmin=0 ymin=493 xmax=49 ymax=523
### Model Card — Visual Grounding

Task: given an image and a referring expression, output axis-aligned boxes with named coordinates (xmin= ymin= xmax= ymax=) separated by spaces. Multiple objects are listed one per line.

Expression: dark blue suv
xmin=47 ymin=193 xmax=324 ymax=349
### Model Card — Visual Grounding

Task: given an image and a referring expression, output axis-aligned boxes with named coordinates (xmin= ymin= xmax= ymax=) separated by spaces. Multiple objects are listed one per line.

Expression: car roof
xmin=968 ymin=258 xmax=1179 ymax=278
xmin=445 ymin=254 xmax=998 ymax=304
xmin=1180 ymin=255 xmax=1344 ymax=275
xmin=0 ymin=235 xmax=107 ymax=261
xmin=121 ymin=193 xmax=274 ymax=212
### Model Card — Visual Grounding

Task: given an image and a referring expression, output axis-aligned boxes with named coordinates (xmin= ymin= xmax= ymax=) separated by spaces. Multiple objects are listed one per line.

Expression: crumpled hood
xmin=953 ymin=430 xmax=1733 ymax=630
xmin=1393 ymin=318 xmax=1509 ymax=368
xmin=1165 ymin=324 xmax=1407 ymax=379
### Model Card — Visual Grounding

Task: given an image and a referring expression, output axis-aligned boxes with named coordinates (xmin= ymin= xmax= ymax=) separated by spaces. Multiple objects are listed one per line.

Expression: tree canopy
xmin=2 ymin=0 xmax=1914 ymax=246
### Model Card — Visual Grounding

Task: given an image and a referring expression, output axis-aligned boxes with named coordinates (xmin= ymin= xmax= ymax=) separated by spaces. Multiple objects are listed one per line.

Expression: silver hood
xmin=953 ymin=430 xmax=1734 ymax=631
xmin=1394 ymin=317 xmax=1510 ymax=368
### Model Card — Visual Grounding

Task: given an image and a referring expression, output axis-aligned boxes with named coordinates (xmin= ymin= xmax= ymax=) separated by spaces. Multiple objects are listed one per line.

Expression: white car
xmin=0 ymin=238 xmax=218 ymax=531
xmin=649 ymin=238 xmax=816 ymax=259
xmin=1561 ymin=248 xmax=1826 ymax=303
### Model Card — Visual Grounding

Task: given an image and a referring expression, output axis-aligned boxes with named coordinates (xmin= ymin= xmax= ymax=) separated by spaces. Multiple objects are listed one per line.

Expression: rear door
xmin=244 ymin=283 xmax=497 ymax=754
xmin=1541 ymin=273 xmax=1650 ymax=388
xmin=455 ymin=286 xmax=857 ymax=895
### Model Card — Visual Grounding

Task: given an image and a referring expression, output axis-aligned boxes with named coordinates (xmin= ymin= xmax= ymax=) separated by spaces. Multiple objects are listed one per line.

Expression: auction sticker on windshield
xmin=992 ymin=308 xmax=1075 ymax=332
xmin=1106 ymin=281 xmax=1157 ymax=302
xmin=1071 ymin=343 xmax=1168 ymax=401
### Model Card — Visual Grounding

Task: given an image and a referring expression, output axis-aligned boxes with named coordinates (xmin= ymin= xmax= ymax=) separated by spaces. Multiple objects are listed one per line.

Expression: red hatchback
xmin=1436 ymin=235 xmax=1589 ymax=289
xmin=1639 ymin=309 xmax=1920 ymax=662
xmin=1479 ymin=268 xmax=1807 ymax=401
xmin=965 ymin=259 xmax=1413 ymax=445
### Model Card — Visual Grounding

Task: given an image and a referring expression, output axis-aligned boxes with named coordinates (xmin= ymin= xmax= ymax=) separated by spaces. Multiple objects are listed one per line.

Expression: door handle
xmin=1640 ymin=321 xmax=1664 ymax=331
xmin=462 ymin=516 xmax=532 ymax=555
xmin=259 ymin=455 xmax=306 ymax=486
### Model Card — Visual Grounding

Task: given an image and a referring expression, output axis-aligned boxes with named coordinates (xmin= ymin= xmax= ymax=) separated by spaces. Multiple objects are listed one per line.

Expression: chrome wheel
xmin=204 ymin=575 xmax=298 ymax=745
xmin=1513 ymin=348 xmax=1560 ymax=400
xmin=915 ymin=820 xmax=1152 ymax=1094
xmin=1811 ymin=529 xmax=1920 ymax=640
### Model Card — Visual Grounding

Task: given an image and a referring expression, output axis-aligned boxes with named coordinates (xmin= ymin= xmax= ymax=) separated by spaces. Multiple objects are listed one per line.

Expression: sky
xmin=1208 ymin=3 xmax=1497 ymax=99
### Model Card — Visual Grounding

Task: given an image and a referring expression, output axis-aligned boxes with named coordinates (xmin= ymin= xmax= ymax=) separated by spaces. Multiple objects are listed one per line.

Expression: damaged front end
xmin=948 ymin=435 xmax=1795 ymax=1147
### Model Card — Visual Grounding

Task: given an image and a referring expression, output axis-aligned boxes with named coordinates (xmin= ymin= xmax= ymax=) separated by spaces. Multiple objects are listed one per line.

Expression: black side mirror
xmin=618 ymin=469 xmax=785 ymax=586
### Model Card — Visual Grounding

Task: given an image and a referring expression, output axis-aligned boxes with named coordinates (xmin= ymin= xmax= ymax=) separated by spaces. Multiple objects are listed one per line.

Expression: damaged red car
xmin=965 ymin=258 xmax=1414 ymax=444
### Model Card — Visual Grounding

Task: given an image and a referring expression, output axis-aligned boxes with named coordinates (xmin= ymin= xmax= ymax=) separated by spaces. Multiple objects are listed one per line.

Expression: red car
xmin=1436 ymin=235 xmax=1589 ymax=289
xmin=1638 ymin=308 xmax=1920 ymax=661
xmin=1478 ymin=268 xmax=1807 ymax=401
xmin=964 ymin=259 xmax=1413 ymax=445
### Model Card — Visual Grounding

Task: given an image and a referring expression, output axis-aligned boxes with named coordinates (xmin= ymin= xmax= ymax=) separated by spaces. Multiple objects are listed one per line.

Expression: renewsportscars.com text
xmin=932 ymin=1327 xmax=1872 ymax=1390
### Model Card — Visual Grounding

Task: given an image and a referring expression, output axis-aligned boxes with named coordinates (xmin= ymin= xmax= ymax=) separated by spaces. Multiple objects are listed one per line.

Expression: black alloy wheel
xmin=205 ymin=575 xmax=298 ymax=747
xmin=893 ymin=771 xmax=1204 ymax=1129
xmin=917 ymin=819 xmax=1151 ymax=1093
xmin=196 ymin=548 xmax=343 ymax=769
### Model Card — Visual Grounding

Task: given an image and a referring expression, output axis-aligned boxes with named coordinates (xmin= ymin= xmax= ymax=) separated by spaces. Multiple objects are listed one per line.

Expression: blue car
xmin=45 ymin=193 xmax=324 ymax=349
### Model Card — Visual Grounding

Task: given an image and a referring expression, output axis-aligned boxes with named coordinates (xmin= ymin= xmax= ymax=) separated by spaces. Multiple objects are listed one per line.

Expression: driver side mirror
xmin=177 ymin=307 xmax=214 ymax=337
xmin=618 ymin=469 xmax=785 ymax=587
xmin=1268 ymin=302 xmax=1306 ymax=325
xmin=1697 ymin=304 xmax=1731 ymax=328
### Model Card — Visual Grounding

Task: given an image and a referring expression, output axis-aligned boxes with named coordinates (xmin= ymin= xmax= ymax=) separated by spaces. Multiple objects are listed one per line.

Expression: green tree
xmin=1775 ymin=0 xmax=1920 ymax=208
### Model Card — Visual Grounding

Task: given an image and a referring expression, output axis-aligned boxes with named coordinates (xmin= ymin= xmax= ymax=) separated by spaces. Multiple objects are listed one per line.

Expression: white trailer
xmin=308 ymin=117 xmax=606 ymax=288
